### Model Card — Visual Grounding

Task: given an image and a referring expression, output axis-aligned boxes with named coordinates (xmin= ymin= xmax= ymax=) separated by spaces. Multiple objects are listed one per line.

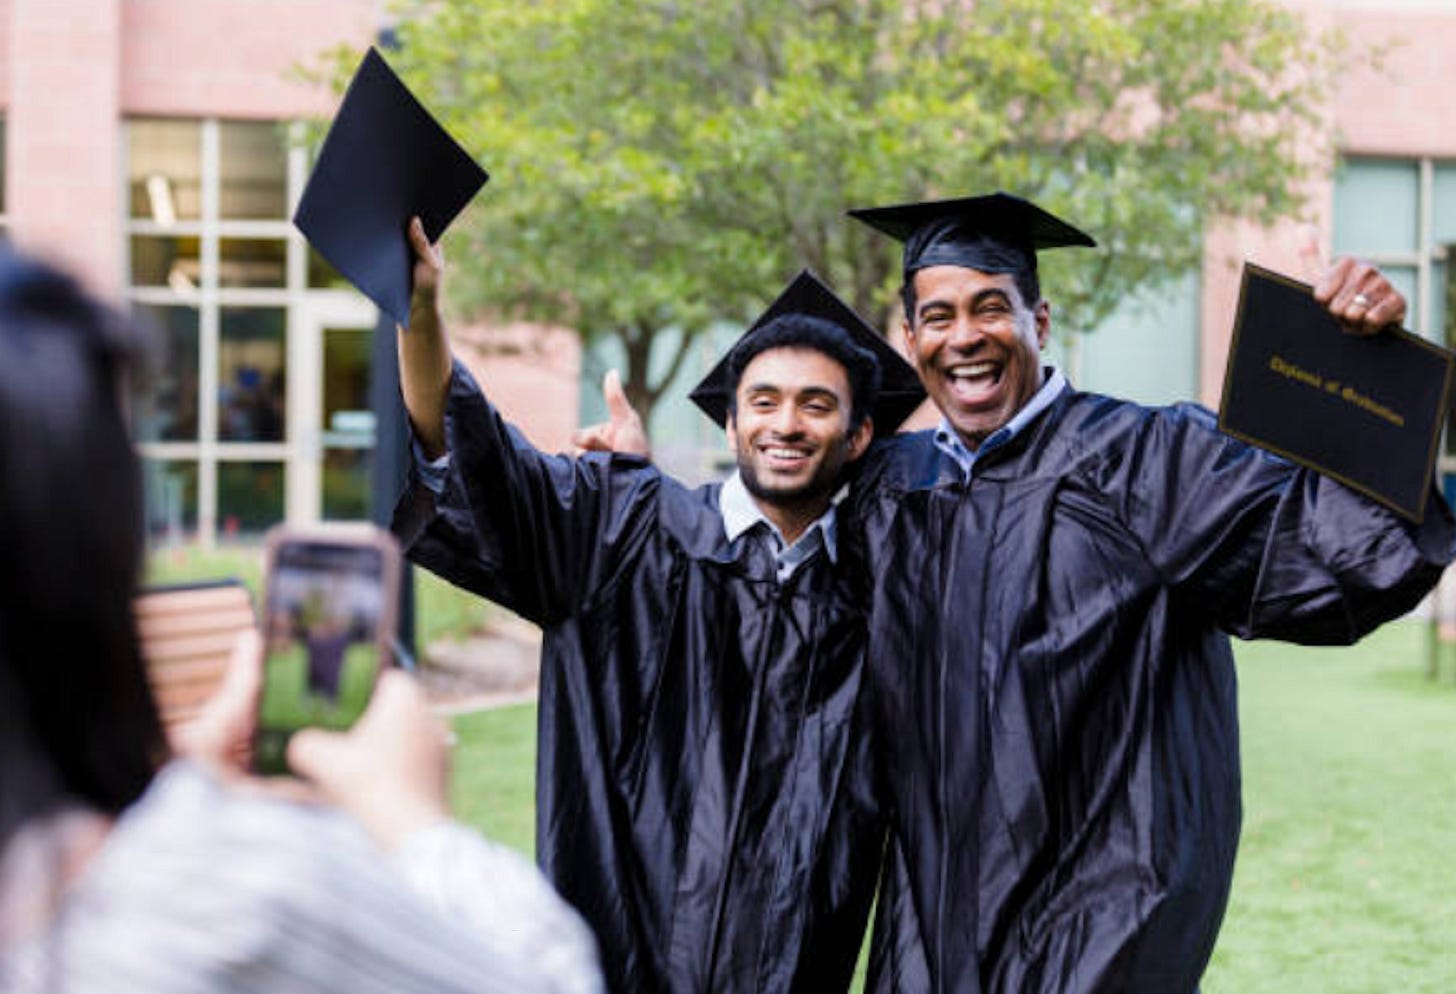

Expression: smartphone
xmin=254 ymin=523 xmax=402 ymax=774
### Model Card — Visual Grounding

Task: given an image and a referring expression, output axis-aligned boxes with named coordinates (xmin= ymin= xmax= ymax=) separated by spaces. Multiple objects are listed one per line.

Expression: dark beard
xmin=735 ymin=441 xmax=847 ymax=512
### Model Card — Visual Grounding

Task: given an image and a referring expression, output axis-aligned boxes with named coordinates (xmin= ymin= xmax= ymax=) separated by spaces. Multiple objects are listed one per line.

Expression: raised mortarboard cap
xmin=848 ymin=191 xmax=1095 ymax=279
xmin=689 ymin=269 xmax=926 ymax=431
xmin=293 ymin=47 xmax=489 ymax=327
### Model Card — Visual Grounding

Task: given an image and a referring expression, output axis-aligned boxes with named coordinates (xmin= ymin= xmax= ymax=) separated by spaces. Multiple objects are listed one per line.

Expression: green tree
xmin=346 ymin=0 xmax=1342 ymax=428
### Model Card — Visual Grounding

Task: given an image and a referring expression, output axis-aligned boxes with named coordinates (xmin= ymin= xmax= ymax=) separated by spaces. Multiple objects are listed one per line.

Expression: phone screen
xmin=254 ymin=538 xmax=392 ymax=773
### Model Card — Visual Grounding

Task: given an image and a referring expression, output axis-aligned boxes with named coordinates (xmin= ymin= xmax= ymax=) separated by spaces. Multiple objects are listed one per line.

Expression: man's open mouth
xmin=945 ymin=360 xmax=1004 ymax=406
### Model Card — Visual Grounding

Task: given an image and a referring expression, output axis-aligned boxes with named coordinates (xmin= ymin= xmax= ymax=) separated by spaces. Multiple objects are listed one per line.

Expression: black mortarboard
xmin=848 ymin=191 xmax=1095 ymax=280
xmin=689 ymin=270 xmax=926 ymax=431
xmin=293 ymin=47 xmax=489 ymax=327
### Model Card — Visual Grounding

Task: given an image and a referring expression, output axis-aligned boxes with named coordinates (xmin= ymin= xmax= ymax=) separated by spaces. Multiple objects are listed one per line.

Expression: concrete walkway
xmin=418 ymin=618 xmax=542 ymax=714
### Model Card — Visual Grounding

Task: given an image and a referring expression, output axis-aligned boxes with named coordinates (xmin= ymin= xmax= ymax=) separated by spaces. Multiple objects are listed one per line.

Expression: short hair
xmin=725 ymin=314 xmax=882 ymax=430
xmin=0 ymin=250 xmax=164 ymax=846
xmin=900 ymin=261 xmax=1041 ymax=327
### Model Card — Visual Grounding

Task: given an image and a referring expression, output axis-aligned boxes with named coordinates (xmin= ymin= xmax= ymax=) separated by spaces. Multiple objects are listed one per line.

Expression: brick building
xmin=0 ymin=0 xmax=1451 ymax=543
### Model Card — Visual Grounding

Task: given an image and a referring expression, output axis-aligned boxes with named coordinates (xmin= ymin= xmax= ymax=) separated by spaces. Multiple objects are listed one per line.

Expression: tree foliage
xmin=353 ymin=0 xmax=1342 ymax=425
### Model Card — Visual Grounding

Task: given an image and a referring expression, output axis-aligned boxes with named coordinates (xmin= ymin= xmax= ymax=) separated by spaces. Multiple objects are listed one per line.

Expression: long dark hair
xmin=0 ymin=250 xmax=165 ymax=847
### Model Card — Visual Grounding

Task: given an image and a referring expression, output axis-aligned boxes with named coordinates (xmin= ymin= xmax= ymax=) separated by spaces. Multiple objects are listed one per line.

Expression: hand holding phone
xmin=169 ymin=629 xmax=263 ymax=775
xmin=254 ymin=524 xmax=402 ymax=774
xmin=288 ymin=671 xmax=453 ymax=849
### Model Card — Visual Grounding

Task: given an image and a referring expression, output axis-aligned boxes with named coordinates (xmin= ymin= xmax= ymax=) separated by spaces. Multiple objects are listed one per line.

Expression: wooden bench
xmin=134 ymin=579 xmax=256 ymax=726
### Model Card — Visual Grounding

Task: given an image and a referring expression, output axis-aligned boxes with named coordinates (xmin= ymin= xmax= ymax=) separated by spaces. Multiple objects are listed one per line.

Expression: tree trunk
xmin=615 ymin=322 xmax=704 ymax=442
xmin=620 ymin=328 xmax=658 ymax=434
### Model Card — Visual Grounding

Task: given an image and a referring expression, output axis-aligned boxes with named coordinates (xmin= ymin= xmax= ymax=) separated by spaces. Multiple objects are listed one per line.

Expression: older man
xmin=847 ymin=193 xmax=1455 ymax=994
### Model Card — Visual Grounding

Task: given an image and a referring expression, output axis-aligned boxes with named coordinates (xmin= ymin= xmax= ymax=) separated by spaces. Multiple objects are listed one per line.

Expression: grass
xmin=449 ymin=623 xmax=1456 ymax=992
xmin=448 ymin=703 xmax=540 ymax=855
xmin=1204 ymin=622 xmax=1456 ymax=993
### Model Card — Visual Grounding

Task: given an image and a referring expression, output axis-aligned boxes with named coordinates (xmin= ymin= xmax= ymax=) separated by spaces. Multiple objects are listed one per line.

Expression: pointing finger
xmin=603 ymin=370 xmax=636 ymax=423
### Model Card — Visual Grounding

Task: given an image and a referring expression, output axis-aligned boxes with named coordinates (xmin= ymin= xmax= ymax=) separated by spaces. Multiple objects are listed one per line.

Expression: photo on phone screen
xmin=255 ymin=526 xmax=400 ymax=774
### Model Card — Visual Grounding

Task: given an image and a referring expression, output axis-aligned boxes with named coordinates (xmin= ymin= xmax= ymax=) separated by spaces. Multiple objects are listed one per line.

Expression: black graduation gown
xmin=850 ymin=385 xmax=1456 ymax=994
xmin=393 ymin=363 xmax=884 ymax=994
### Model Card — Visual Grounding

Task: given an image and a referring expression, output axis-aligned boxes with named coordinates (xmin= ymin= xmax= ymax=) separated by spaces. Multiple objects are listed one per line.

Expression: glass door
xmin=319 ymin=324 xmax=375 ymax=520
xmin=289 ymin=297 xmax=376 ymax=524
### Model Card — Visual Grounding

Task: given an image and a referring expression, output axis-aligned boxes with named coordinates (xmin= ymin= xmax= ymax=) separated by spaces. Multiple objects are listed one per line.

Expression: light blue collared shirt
xmin=719 ymin=471 xmax=838 ymax=583
xmin=415 ymin=439 xmax=451 ymax=493
xmin=932 ymin=367 xmax=1067 ymax=481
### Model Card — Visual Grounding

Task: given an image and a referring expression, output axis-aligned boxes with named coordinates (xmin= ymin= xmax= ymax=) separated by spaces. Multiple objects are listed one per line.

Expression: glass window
xmin=217 ymin=461 xmax=285 ymax=539
xmin=130 ymin=234 xmax=201 ymax=290
xmin=218 ymin=306 xmax=287 ymax=442
xmin=1382 ymin=265 xmax=1419 ymax=330
xmin=1334 ymin=159 xmax=1419 ymax=256
xmin=308 ymin=247 xmax=350 ymax=289
xmin=322 ymin=328 xmax=371 ymax=432
xmin=132 ymin=304 xmax=201 ymax=442
xmin=218 ymin=121 xmax=289 ymax=220
xmin=320 ymin=327 xmax=373 ymax=521
xmin=322 ymin=449 xmax=373 ymax=520
xmin=219 ymin=237 xmax=287 ymax=288
xmin=1435 ymin=164 xmax=1456 ymax=245
xmin=1082 ymin=273 xmax=1199 ymax=405
xmin=128 ymin=119 xmax=203 ymax=223
xmin=126 ymin=117 xmax=379 ymax=544
xmin=1436 ymin=258 xmax=1451 ymax=349
xmin=144 ymin=459 xmax=199 ymax=542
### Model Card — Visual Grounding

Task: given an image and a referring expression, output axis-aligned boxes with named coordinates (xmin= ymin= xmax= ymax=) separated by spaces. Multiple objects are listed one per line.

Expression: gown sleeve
xmin=1112 ymin=403 xmax=1456 ymax=644
xmin=392 ymin=360 xmax=658 ymax=626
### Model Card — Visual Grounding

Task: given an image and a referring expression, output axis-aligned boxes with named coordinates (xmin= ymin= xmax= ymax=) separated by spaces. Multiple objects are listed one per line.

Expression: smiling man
xmin=846 ymin=193 xmax=1456 ymax=993
xmin=726 ymin=341 xmax=869 ymax=544
xmin=391 ymin=228 xmax=924 ymax=994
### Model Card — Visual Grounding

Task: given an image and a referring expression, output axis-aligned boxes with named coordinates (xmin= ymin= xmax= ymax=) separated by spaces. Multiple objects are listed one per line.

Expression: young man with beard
xmin=843 ymin=192 xmax=1456 ymax=993
xmin=390 ymin=219 xmax=923 ymax=993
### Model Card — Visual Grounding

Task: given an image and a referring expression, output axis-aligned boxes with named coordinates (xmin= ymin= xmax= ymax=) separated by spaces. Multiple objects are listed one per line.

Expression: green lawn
xmin=1205 ymin=622 xmax=1456 ymax=993
xmin=449 ymin=703 xmax=540 ymax=854
xmin=449 ymin=622 xmax=1456 ymax=991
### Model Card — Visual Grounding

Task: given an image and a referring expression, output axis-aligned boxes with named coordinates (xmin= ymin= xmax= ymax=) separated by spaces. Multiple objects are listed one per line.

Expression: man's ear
xmin=1034 ymin=300 xmax=1052 ymax=350
xmin=846 ymin=416 xmax=874 ymax=461
xmin=724 ymin=413 xmax=739 ymax=455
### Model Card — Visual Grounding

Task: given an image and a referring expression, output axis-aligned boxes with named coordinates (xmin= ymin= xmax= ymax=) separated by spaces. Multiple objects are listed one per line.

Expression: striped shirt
xmin=0 ymin=762 xmax=603 ymax=993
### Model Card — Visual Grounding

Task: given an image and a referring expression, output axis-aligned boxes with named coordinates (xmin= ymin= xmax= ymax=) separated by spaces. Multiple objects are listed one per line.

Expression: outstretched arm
xmin=1130 ymin=259 xmax=1454 ymax=642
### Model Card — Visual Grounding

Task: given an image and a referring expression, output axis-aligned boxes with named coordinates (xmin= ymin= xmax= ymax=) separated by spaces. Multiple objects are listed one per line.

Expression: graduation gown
xmin=394 ymin=364 xmax=884 ymax=994
xmin=850 ymin=385 xmax=1456 ymax=994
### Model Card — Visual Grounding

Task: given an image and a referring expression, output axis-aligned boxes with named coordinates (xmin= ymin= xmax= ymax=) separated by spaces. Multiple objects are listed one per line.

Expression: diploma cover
xmin=1219 ymin=263 xmax=1454 ymax=522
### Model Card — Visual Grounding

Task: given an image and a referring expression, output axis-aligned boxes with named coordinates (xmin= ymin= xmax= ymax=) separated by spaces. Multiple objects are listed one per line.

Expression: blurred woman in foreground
xmin=0 ymin=249 xmax=602 ymax=993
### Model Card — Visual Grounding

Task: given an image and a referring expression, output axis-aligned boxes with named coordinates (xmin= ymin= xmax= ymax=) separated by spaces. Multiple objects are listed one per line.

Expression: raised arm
xmin=388 ymin=222 xmax=658 ymax=625
xmin=397 ymin=217 xmax=453 ymax=459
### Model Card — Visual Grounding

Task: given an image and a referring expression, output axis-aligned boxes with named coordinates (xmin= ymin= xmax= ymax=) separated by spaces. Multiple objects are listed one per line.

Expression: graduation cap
xmin=689 ymin=270 xmax=926 ymax=431
xmin=848 ymin=191 xmax=1095 ymax=279
xmin=293 ymin=47 xmax=489 ymax=327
